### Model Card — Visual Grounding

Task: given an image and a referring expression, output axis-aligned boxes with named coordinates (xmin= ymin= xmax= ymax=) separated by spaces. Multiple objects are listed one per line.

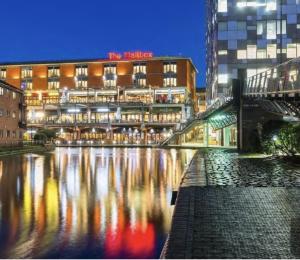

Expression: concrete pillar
xmin=181 ymin=105 xmax=186 ymax=123
xmin=204 ymin=122 xmax=209 ymax=147
xmin=87 ymin=108 xmax=91 ymax=123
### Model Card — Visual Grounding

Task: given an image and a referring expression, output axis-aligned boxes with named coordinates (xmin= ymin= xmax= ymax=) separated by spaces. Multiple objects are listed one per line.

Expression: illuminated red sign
xmin=108 ymin=51 xmax=153 ymax=60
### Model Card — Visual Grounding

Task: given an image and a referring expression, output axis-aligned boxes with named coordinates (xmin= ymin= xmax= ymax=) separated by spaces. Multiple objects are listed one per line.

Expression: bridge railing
xmin=245 ymin=57 xmax=300 ymax=96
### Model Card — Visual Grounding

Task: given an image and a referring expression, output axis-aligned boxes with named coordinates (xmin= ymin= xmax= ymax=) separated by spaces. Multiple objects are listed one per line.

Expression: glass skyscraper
xmin=206 ymin=0 xmax=300 ymax=104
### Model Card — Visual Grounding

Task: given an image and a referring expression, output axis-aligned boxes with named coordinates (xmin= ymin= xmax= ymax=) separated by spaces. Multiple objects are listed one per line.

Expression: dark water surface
xmin=0 ymin=148 xmax=195 ymax=258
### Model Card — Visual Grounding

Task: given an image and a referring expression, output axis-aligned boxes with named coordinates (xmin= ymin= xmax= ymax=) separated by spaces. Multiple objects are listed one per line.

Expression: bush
xmin=33 ymin=133 xmax=47 ymax=142
xmin=33 ymin=129 xmax=57 ymax=143
xmin=262 ymin=122 xmax=300 ymax=157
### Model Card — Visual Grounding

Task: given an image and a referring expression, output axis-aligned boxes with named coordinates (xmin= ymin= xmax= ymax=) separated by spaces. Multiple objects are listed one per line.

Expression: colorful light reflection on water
xmin=0 ymin=148 xmax=195 ymax=258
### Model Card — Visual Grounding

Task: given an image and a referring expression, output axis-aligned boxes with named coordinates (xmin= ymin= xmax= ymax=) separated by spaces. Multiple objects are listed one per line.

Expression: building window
xmin=48 ymin=80 xmax=60 ymax=90
xmin=0 ymin=87 xmax=3 ymax=96
xmin=104 ymin=64 xmax=117 ymax=75
xmin=21 ymin=80 xmax=33 ymax=90
xmin=267 ymin=44 xmax=277 ymax=59
xmin=12 ymin=111 xmax=16 ymax=118
xmin=21 ymin=67 xmax=32 ymax=79
xmin=247 ymin=45 xmax=257 ymax=59
xmin=0 ymin=68 xmax=6 ymax=80
xmin=163 ymin=62 xmax=177 ymax=74
xmin=218 ymin=50 xmax=228 ymax=55
xmin=237 ymin=50 xmax=247 ymax=59
xmin=257 ymin=49 xmax=267 ymax=59
xmin=277 ymin=20 xmax=287 ymax=34
xmin=133 ymin=63 xmax=146 ymax=74
xmin=75 ymin=79 xmax=88 ymax=88
xmin=287 ymin=43 xmax=297 ymax=58
xmin=266 ymin=0 xmax=276 ymax=11
xmin=257 ymin=21 xmax=266 ymax=35
xmin=163 ymin=77 xmax=177 ymax=87
xmin=0 ymin=109 xmax=3 ymax=116
xmin=267 ymin=20 xmax=276 ymax=40
xmin=218 ymin=74 xmax=228 ymax=84
xmin=103 ymin=64 xmax=117 ymax=88
xmin=48 ymin=66 xmax=60 ymax=77
xmin=218 ymin=0 xmax=227 ymax=12
xmin=75 ymin=64 xmax=88 ymax=77
xmin=12 ymin=92 xmax=17 ymax=99
xmin=133 ymin=63 xmax=147 ymax=87
xmin=75 ymin=64 xmax=88 ymax=88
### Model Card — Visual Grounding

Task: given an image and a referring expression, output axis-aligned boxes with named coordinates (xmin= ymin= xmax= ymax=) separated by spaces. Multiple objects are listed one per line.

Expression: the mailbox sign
xmin=108 ymin=51 xmax=153 ymax=60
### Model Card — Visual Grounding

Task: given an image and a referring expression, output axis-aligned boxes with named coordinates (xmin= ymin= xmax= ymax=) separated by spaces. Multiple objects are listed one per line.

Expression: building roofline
xmin=0 ymin=56 xmax=198 ymax=72
xmin=0 ymin=80 xmax=23 ymax=94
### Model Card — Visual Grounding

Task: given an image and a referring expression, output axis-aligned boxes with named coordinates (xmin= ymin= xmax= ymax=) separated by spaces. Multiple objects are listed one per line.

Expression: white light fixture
xmin=97 ymin=108 xmax=109 ymax=112
xmin=67 ymin=108 xmax=80 ymax=113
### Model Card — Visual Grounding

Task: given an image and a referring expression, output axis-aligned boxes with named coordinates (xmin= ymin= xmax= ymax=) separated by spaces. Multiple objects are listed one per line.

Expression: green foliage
xmin=262 ymin=122 xmax=300 ymax=157
xmin=33 ymin=129 xmax=57 ymax=143
xmin=33 ymin=133 xmax=47 ymax=142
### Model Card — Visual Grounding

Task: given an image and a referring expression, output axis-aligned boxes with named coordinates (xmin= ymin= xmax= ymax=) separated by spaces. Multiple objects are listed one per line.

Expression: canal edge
xmin=160 ymin=150 xmax=201 ymax=259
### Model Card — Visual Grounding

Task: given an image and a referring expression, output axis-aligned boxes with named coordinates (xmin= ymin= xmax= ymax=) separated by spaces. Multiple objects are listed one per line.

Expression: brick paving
xmin=164 ymin=149 xmax=300 ymax=259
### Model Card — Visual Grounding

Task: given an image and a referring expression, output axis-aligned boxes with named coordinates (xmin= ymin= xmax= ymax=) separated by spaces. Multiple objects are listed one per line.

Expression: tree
xmin=34 ymin=129 xmax=57 ymax=143
xmin=262 ymin=122 xmax=300 ymax=157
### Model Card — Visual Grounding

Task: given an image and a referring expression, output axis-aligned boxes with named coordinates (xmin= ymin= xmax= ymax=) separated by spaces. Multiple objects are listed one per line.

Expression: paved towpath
xmin=163 ymin=149 xmax=300 ymax=259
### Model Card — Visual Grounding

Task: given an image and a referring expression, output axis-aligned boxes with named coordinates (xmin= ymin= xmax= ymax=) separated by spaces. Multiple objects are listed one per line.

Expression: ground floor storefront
xmin=182 ymin=123 xmax=237 ymax=148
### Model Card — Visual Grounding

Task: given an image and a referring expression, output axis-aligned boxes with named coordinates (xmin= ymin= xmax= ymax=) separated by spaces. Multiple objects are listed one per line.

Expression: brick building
xmin=0 ymin=52 xmax=197 ymax=144
xmin=0 ymin=80 xmax=26 ymax=146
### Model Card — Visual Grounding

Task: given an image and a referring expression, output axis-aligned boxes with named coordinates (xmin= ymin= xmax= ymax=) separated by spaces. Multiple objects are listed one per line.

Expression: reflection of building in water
xmin=0 ymin=148 xmax=195 ymax=258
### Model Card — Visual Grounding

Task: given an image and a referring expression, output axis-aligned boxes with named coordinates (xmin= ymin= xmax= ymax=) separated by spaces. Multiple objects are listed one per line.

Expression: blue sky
xmin=0 ymin=0 xmax=206 ymax=87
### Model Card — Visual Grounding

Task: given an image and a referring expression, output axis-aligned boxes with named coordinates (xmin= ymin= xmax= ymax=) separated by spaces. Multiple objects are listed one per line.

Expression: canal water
xmin=0 ymin=147 xmax=195 ymax=258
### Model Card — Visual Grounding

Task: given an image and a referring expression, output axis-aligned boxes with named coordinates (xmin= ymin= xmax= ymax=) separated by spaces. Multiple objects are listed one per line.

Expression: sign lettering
xmin=108 ymin=51 xmax=153 ymax=60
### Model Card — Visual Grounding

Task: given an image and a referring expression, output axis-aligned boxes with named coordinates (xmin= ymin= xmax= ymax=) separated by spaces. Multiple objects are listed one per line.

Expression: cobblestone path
xmin=164 ymin=149 xmax=300 ymax=259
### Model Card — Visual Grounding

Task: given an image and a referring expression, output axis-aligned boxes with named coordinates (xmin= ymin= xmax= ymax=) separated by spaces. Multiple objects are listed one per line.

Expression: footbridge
xmin=161 ymin=58 xmax=300 ymax=151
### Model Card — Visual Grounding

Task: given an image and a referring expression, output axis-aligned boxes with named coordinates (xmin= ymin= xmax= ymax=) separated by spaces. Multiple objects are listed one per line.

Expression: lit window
xmin=48 ymin=66 xmax=60 ymax=77
xmin=21 ymin=67 xmax=32 ymax=79
xmin=287 ymin=43 xmax=297 ymax=58
xmin=104 ymin=64 xmax=117 ymax=75
xmin=237 ymin=50 xmax=247 ymax=59
xmin=267 ymin=20 xmax=276 ymax=39
xmin=163 ymin=62 xmax=177 ymax=73
xmin=277 ymin=20 xmax=286 ymax=34
xmin=257 ymin=21 xmax=266 ymax=35
xmin=0 ymin=68 xmax=6 ymax=80
xmin=48 ymin=80 xmax=60 ymax=90
xmin=247 ymin=45 xmax=257 ymax=59
xmin=218 ymin=74 xmax=228 ymax=84
xmin=266 ymin=0 xmax=276 ymax=11
xmin=163 ymin=77 xmax=177 ymax=87
xmin=75 ymin=64 xmax=88 ymax=89
xmin=103 ymin=64 xmax=117 ymax=88
xmin=257 ymin=49 xmax=267 ymax=59
xmin=76 ymin=79 xmax=87 ymax=88
xmin=133 ymin=63 xmax=146 ymax=74
xmin=218 ymin=50 xmax=228 ymax=55
xmin=0 ymin=87 xmax=3 ymax=95
xmin=12 ymin=92 xmax=16 ymax=99
xmin=134 ymin=78 xmax=147 ymax=87
xmin=218 ymin=0 xmax=227 ymax=12
xmin=21 ymin=80 xmax=32 ymax=90
xmin=75 ymin=64 xmax=88 ymax=77
xmin=133 ymin=63 xmax=147 ymax=87
xmin=267 ymin=44 xmax=277 ymax=59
